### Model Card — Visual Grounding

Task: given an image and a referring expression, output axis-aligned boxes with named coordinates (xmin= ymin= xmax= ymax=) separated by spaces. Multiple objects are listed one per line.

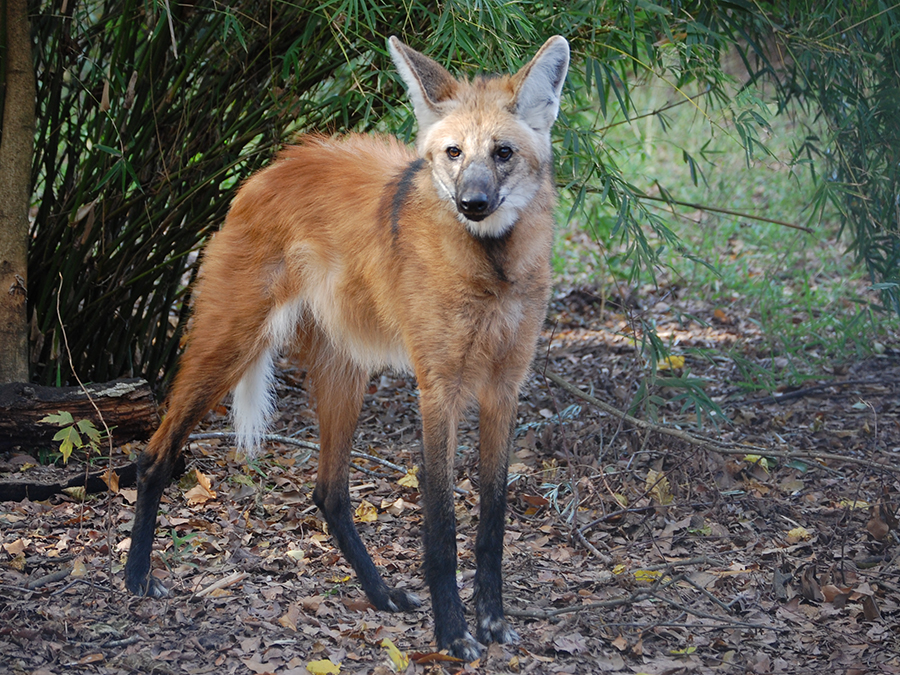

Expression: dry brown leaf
xmin=101 ymin=468 xmax=120 ymax=493
xmin=71 ymin=557 xmax=88 ymax=577
xmin=861 ymin=594 xmax=881 ymax=621
xmin=799 ymin=565 xmax=823 ymax=603
xmin=866 ymin=506 xmax=890 ymax=541
xmin=821 ymin=584 xmax=852 ymax=607
xmin=278 ymin=603 xmax=300 ymax=631
xmin=185 ymin=468 xmax=217 ymax=505
xmin=611 ymin=635 xmax=628 ymax=651
xmin=3 ymin=538 xmax=28 ymax=556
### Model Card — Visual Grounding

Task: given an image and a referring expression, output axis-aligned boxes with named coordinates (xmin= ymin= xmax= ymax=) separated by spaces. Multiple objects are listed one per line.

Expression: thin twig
xmin=573 ymin=528 xmax=610 ymax=563
xmin=725 ymin=378 xmax=898 ymax=406
xmin=104 ymin=635 xmax=142 ymax=649
xmin=188 ymin=432 xmax=404 ymax=472
xmin=187 ymin=431 xmax=469 ymax=494
xmin=56 ymin=274 xmax=118 ymax=586
xmin=507 ymin=589 xmax=653 ymax=619
xmin=640 ymin=192 xmax=813 ymax=232
xmin=539 ymin=367 xmax=899 ymax=474
xmin=597 ymin=88 xmax=711 ymax=132
xmin=26 ymin=566 xmax=72 ymax=590
xmin=0 ymin=583 xmax=37 ymax=593
xmin=681 ymin=575 xmax=735 ymax=614
xmin=641 ymin=556 xmax=727 ymax=571
xmin=51 ymin=578 xmax=110 ymax=595
xmin=651 ymin=593 xmax=765 ymax=628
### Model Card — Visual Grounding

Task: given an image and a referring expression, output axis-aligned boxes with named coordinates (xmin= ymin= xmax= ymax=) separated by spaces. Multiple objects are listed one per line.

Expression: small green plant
xmin=165 ymin=528 xmax=199 ymax=563
xmin=38 ymin=411 xmax=102 ymax=464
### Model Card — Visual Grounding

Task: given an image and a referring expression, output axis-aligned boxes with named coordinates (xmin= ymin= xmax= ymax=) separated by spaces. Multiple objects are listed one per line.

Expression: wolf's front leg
xmin=418 ymin=389 xmax=482 ymax=660
xmin=473 ymin=386 xmax=519 ymax=645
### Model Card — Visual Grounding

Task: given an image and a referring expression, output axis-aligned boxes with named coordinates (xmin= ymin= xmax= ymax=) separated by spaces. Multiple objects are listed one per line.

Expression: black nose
xmin=458 ymin=191 xmax=490 ymax=219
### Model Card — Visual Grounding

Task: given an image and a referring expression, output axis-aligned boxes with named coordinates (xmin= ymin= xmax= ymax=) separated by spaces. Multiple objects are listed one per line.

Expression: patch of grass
xmin=555 ymin=79 xmax=899 ymax=389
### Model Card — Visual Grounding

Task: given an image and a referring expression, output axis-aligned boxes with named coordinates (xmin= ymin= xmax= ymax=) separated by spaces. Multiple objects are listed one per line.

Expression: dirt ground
xmin=2 ymin=285 xmax=900 ymax=675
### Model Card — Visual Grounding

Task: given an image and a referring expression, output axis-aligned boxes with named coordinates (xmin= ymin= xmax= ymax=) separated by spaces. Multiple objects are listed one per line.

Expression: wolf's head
xmin=388 ymin=35 xmax=569 ymax=239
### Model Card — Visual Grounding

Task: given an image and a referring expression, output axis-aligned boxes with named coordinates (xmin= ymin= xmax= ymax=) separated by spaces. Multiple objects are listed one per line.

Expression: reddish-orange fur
xmin=126 ymin=35 xmax=569 ymax=660
xmin=149 ymin=132 xmax=554 ymax=450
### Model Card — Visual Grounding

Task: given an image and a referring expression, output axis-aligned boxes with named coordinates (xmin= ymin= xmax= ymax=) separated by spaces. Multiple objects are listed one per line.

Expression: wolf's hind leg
xmin=310 ymin=348 xmax=421 ymax=612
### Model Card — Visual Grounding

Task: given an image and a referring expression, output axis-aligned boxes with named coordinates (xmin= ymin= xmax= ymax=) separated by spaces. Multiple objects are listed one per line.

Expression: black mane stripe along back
xmin=384 ymin=158 xmax=426 ymax=239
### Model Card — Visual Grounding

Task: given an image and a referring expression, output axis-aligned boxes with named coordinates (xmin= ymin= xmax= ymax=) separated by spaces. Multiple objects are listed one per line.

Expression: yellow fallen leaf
xmin=743 ymin=454 xmax=770 ymax=472
xmin=634 ymin=569 xmax=660 ymax=583
xmin=62 ymin=486 xmax=87 ymax=501
xmin=306 ymin=658 xmax=341 ymax=674
xmin=398 ymin=466 xmax=419 ymax=489
xmin=381 ymin=638 xmax=409 ymax=671
xmin=634 ymin=569 xmax=670 ymax=584
xmin=786 ymin=526 xmax=811 ymax=542
xmin=612 ymin=564 xmax=627 ymax=575
xmin=354 ymin=499 xmax=378 ymax=523
xmin=839 ymin=499 xmax=869 ymax=510
xmin=645 ymin=469 xmax=673 ymax=505
xmin=658 ymin=355 xmax=685 ymax=370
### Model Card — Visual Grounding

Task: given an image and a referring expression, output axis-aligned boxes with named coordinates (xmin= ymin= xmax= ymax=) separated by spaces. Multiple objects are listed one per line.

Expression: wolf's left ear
xmin=388 ymin=36 xmax=459 ymax=135
xmin=512 ymin=36 xmax=570 ymax=134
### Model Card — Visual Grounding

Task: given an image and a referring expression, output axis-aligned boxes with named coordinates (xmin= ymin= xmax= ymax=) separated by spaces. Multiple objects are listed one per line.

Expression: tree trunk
xmin=0 ymin=0 xmax=35 ymax=383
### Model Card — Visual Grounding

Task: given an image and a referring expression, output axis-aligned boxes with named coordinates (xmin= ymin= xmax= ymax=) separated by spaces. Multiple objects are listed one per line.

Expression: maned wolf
xmin=124 ymin=34 xmax=569 ymax=660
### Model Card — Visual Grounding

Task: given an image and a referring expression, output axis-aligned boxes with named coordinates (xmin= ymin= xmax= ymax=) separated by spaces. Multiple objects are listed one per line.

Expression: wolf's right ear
xmin=512 ymin=36 xmax=569 ymax=135
xmin=388 ymin=36 xmax=459 ymax=136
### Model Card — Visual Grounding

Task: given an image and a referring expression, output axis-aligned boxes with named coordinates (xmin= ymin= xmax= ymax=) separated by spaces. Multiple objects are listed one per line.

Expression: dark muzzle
xmin=456 ymin=165 xmax=498 ymax=221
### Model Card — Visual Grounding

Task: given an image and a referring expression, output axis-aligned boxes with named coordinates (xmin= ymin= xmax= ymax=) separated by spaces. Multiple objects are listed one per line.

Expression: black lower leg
xmin=473 ymin=394 xmax=518 ymax=645
xmin=422 ymin=481 xmax=467 ymax=645
xmin=421 ymin=463 xmax=483 ymax=660
xmin=313 ymin=484 xmax=420 ymax=612
xmin=473 ymin=476 xmax=517 ymax=643
xmin=124 ymin=449 xmax=183 ymax=597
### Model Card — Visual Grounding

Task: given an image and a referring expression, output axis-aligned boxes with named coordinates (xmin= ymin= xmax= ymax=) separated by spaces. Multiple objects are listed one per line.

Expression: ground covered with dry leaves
xmin=2 ymin=285 xmax=900 ymax=675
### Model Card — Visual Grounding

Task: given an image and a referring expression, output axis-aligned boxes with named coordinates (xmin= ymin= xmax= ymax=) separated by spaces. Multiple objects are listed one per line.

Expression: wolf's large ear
xmin=512 ymin=36 xmax=569 ymax=134
xmin=388 ymin=36 xmax=459 ymax=135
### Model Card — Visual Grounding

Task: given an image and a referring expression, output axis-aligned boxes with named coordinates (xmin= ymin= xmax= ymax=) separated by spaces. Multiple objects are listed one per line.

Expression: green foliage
xmin=29 ymin=0 xmax=764 ymax=388
xmin=30 ymin=0 xmax=411 ymax=386
xmin=163 ymin=528 xmax=199 ymax=565
xmin=27 ymin=2 xmax=900 ymax=431
xmin=752 ymin=3 xmax=900 ymax=313
xmin=38 ymin=410 xmax=102 ymax=463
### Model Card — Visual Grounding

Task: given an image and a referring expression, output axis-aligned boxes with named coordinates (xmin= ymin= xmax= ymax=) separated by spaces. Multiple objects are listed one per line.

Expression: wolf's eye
xmin=446 ymin=146 xmax=462 ymax=159
xmin=496 ymin=146 xmax=514 ymax=161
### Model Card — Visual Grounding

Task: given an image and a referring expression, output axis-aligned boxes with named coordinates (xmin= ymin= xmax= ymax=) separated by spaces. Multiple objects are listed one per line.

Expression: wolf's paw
xmin=476 ymin=615 xmax=519 ymax=645
xmin=126 ymin=574 xmax=169 ymax=599
xmin=368 ymin=585 xmax=422 ymax=613
xmin=447 ymin=632 xmax=484 ymax=662
xmin=386 ymin=587 xmax=422 ymax=612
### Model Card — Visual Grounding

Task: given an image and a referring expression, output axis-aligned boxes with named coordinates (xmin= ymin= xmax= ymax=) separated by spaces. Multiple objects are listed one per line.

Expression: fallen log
xmin=0 ymin=461 xmax=139 ymax=502
xmin=0 ymin=378 xmax=159 ymax=451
